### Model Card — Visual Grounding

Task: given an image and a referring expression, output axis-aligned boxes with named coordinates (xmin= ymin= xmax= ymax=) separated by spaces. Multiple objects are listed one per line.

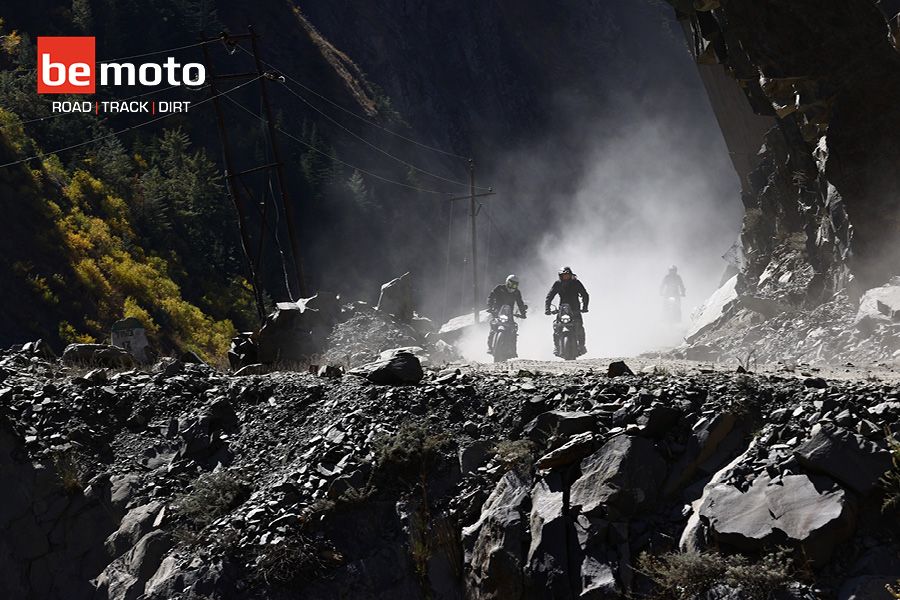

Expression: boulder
xmin=856 ymin=284 xmax=900 ymax=326
xmin=525 ymin=474 xmax=570 ymax=598
xmin=680 ymin=440 xmax=758 ymax=553
xmin=523 ymin=411 xmax=596 ymax=443
xmin=256 ymin=293 xmax=340 ymax=364
xmin=463 ymin=470 xmax=531 ymax=599
xmin=636 ymin=405 xmax=681 ymax=438
xmin=349 ymin=350 xmax=424 ymax=385
xmin=569 ymin=435 xmax=667 ymax=519
xmin=699 ymin=474 xmax=856 ymax=566
xmin=535 ymin=432 xmax=595 ymax=470
xmin=664 ymin=412 xmax=740 ymax=496
xmin=606 ymin=361 xmax=634 ymax=377
xmin=376 ymin=272 xmax=414 ymax=323
xmin=61 ymin=344 xmax=135 ymax=368
xmin=105 ymin=502 xmax=162 ymax=559
xmin=794 ymin=424 xmax=892 ymax=495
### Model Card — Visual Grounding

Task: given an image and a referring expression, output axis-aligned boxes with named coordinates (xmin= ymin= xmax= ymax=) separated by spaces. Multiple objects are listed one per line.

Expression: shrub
xmin=256 ymin=529 xmax=343 ymax=586
xmin=173 ymin=470 xmax=250 ymax=532
xmin=638 ymin=549 xmax=792 ymax=600
xmin=493 ymin=439 xmax=536 ymax=471
xmin=52 ymin=450 xmax=84 ymax=495
xmin=373 ymin=423 xmax=450 ymax=484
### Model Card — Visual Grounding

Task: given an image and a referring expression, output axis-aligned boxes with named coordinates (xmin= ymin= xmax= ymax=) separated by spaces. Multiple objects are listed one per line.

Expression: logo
xmin=37 ymin=36 xmax=206 ymax=96
xmin=38 ymin=36 xmax=96 ymax=94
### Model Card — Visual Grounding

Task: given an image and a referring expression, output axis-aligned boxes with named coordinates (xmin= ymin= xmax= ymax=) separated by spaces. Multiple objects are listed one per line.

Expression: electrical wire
xmin=234 ymin=45 xmax=473 ymax=161
xmin=277 ymin=80 xmax=488 ymax=191
xmin=0 ymin=76 xmax=263 ymax=169
xmin=221 ymin=94 xmax=455 ymax=196
xmin=97 ymin=40 xmax=213 ymax=64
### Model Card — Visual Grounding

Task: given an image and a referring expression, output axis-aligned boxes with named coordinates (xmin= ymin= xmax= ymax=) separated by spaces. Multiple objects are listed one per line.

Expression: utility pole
xmin=202 ymin=35 xmax=267 ymax=322
xmin=202 ymin=29 xmax=308 ymax=321
xmin=447 ymin=164 xmax=494 ymax=325
xmin=469 ymin=159 xmax=479 ymax=324
xmin=249 ymin=25 xmax=307 ymax=298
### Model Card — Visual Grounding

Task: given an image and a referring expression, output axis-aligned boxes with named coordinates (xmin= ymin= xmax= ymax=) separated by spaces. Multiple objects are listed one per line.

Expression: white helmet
xmin=505 ymin=274 xmax=519 ymax=289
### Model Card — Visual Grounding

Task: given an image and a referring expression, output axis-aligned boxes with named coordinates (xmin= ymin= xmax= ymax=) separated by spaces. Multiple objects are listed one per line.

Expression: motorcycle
xmin=662 ymin=295 xmax=682 ymax=323
xmin=551 ymin=303 xmax=582 ymax=361
xmin=489 ymin=304 xmax=525 ymax=362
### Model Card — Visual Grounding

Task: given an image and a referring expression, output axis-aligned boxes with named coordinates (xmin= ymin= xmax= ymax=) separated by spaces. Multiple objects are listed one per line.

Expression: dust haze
xmin=456 ymin=93 xmax=743 ymax=362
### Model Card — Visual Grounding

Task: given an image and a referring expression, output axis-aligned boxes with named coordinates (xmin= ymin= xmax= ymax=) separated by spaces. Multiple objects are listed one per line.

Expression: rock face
xmin=672 ymin=0 xmax=900 ymax=294
xmin=669 ymin=0 xmax=900 ymax=368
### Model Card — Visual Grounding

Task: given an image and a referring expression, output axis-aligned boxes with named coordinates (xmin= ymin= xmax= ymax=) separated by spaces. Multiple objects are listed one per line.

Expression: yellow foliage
xmin=1 ymin=29 xmax=21 ymax=56
xmin=3 ymin=112 xmax=235 ymax=362
xmin=59 ymin=321 xmax=95 ymax=344
xmin=123 ymin=296 xmax=159 ymax=336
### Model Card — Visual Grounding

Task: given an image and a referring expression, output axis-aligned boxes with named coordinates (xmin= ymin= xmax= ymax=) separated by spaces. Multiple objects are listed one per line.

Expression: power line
xmin=234 ymin=45 xmax=472 ymax=162
xmin=277 ymin=80 xmax=485 ymax=191
xmin=221 ymin=94 xmax=455 ymax=196
xmin=97 ymin=40 xmax=213 ymax=64
xmin=0 ymin=76 xmax=263 ymax=170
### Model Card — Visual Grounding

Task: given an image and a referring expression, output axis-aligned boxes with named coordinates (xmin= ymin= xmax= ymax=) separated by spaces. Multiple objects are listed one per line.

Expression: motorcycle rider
xmin=487 ymin=274 xmax=527 ymax=354
xmin=660 ymin=265 xmax=686 ymax=321
xmin=545 ymin=267 xmax=589 ymax=356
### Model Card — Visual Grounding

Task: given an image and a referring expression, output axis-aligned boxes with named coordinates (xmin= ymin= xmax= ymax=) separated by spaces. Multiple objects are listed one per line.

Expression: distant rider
xmin=487 ymin=274 xmax=527 ymax=353
xmin=660 ymin=265 xmax=686 ymax=321
xmin=544 ymin=266 xmax=589 ymax=355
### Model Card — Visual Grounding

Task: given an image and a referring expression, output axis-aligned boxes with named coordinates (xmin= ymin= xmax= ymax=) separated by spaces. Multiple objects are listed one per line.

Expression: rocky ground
xmin=1 ymin=333 xmax=899 ymax=600
xmin=674 ymin=283 xmax=900 ymax=372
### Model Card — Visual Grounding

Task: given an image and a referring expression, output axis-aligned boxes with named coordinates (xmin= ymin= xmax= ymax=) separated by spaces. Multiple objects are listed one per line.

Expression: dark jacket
xmin=545 ymin=278 xmax=589 ymax=312
xmin=661 ymin=273 xmax=685 ymax=296
xmin=487 ymin=284 xmax=526 ymax=314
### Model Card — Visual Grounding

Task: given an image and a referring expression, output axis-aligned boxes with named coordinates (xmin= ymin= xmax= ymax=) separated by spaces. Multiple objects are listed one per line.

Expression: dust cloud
xmin=456 ymin=100 xmax=743 ymax=363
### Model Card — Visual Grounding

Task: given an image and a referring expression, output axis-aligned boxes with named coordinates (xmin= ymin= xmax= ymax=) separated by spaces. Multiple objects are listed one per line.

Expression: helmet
xmin=669 ymin=265 xmax=678 ymax=273
xmin=505 ymin=274 xmax=519 ymax=289
xmin=559 ymin=266 xmax=573 ymax=280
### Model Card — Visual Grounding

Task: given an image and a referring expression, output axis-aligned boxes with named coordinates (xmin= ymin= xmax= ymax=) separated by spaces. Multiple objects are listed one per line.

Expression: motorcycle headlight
xmin=561 ymin=315 xmax=571 ymax=323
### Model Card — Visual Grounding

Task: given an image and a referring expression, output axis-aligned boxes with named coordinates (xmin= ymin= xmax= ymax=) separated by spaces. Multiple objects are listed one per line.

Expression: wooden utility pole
xmin=202 ymin=29 xmax=308 ymax=320
xmin=469 ymin=159 xmax=479 ymax=324
xmin=249 ymin=25 xmax=307 ymax=298
xmin=447 ymin=164 xmax=494 ymax=325
xmin=202 ymin=35 xmax=267 ymax=322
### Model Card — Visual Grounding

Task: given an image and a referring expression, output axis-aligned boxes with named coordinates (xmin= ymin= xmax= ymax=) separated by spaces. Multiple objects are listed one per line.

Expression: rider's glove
xmin=581 ymin=307 xmax=589 ymax=313
xmin=545 ymin=308 xmax=552 ymax=315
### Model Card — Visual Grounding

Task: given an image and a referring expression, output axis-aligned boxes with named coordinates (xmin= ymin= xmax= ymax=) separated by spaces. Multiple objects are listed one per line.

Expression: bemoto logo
xmin=38 ymin=37 xmax=95 ymax=94
xmin=38 ymin=36 xmax=206 ymax=95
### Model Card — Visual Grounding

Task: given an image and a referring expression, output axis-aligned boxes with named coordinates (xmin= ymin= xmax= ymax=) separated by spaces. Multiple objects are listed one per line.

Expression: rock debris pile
xmin=1 ymin=343 xmax=898 ymax=599
xmin=677 ymin=282 xmax=900 ymax=368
